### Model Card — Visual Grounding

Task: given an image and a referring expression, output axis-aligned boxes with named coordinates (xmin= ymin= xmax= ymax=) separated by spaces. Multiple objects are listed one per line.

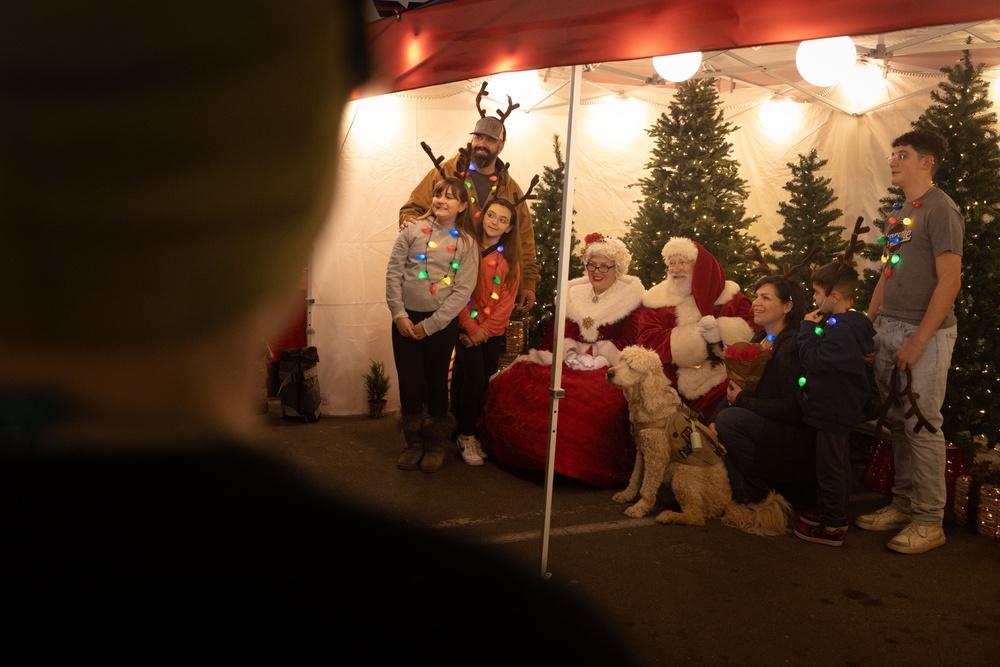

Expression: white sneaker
xmin=457 ymin=434 xmax=484 ymax=466
xmin=887 ymin=524 xmax=946 ymax=554
xmin=471 ymin=437 xmax=488 ymax=460
xmin=855 ymin=504 xmax=910 ymax=532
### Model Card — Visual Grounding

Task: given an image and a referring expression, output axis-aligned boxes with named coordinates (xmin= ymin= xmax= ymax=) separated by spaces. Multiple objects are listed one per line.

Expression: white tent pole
xmin=539 ymin=63 xmax=582 ymax=579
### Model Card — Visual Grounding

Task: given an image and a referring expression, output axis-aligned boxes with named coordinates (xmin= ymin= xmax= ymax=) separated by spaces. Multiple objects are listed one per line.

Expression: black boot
xmin=396 ymin=413 xmax=425 ymax=471
xmin=420 ymin=414 xmax=455 ymax=473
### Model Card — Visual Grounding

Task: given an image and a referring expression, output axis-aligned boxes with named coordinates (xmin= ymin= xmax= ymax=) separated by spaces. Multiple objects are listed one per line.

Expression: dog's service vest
xmin=632 ymin=412 xmax=723 ymax=467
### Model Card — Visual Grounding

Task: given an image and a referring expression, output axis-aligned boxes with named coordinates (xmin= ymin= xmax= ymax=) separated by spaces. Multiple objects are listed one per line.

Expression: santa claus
xmin=636 ymin=237 xmax=756 ymax=418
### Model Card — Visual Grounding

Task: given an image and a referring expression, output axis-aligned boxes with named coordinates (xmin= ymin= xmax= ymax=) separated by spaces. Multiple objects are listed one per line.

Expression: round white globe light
xmin=795 ymin=36 xmax=857 ymax=87
xmin=488 ymin=69 xmax=539 ymax=103
xmin=652 ymin=52 xmax=703 ymax=83
xmin=759 ymin=98 xmax=801 ymax=140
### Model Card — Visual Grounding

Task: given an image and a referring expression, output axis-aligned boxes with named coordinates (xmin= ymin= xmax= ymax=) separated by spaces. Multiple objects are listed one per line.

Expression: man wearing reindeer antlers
xmin=856 ymin=129 xmax=963 ymax=555
xmin=399 ymin=84 xmax=540 ymax=312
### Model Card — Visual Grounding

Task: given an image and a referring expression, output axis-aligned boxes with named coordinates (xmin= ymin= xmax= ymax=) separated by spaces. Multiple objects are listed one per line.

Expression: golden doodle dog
xmin=606 ymin=345 xmax=791 ymax=536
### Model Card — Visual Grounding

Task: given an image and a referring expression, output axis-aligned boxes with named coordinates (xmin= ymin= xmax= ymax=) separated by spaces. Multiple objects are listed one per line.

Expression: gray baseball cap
xmin=471 ymin=116 xmax=505 ymax=141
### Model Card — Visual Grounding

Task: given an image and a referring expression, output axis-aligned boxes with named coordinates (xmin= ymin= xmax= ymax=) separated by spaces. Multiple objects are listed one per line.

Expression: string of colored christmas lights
xmin=468 ymin=242 xmax=504 ymax=320
xmin=416 ymin=224 xmax=461 ymax=294
xmin=465 ymin=163 xmax=501 ymax=224
xmin=878 ymin=199 xmax=922 ymax=278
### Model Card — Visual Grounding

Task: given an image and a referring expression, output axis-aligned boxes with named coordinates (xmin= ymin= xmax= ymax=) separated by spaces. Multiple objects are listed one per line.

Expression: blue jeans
xmin=715 ymin=407 xmax=771 ymax=503
xmin=873 ymin=316 xmax=957 ymax=526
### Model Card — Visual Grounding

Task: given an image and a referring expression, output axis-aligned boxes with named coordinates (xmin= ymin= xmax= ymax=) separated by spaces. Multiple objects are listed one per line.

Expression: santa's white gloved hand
xmin=565 ymin=351 xmax=599 ymax=370
xmin=695 ymin=315 xmax=722 ymax=343
xmin=592 ymin=355 xmax=610 ymax=369
xmin=563 ymin=348 xmax=585 ymax=369
xmin=590 ymin=340 xmax=619 ymax=366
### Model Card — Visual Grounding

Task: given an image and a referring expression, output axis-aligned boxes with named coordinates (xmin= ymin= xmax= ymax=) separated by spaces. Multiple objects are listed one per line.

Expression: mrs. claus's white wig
xmin=580 ymin=233 xmax=632 ymax=275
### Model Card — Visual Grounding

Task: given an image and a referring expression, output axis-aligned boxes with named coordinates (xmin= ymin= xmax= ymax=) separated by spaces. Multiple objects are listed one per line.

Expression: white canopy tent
xmin=310 ymin=0 xmax=998 ymax=575
xmin=314 ymin=12 xmax=999 ymax=417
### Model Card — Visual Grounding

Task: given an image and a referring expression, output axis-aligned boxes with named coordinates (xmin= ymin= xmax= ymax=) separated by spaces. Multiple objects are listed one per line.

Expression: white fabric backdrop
xmin=310 ymin=73 xmax=973 ymax=415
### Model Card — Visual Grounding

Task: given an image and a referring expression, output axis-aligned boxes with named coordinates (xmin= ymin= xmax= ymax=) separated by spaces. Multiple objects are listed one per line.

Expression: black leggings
xmin=451 ymin=334 xmax=504 ymax=436
xmin=391 ymin=311 xmax=459 ymax=418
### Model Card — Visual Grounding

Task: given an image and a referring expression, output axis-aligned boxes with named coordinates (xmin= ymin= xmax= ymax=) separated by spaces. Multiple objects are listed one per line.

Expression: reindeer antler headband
xmin=822 ymin=215 xmax=870 ymax=297
xmin=838 ymin=216 xmax=870 ymax=267
xmin=745 ymin=244 xmax=824 ymax=283
xmin=421 ymin=140 xmax=539 ymax=223
xmin=420 ymin=141 xmax=473 ymax=180
xmin=477 ymin=172 xmax=539 ymax=224
xmin=875 ymin=367 xmax=939 ymax=437
xmin=475 ymin=82 xmax=520 ymax=131
xmin=510 ymin=174 xmax=540 ymax=209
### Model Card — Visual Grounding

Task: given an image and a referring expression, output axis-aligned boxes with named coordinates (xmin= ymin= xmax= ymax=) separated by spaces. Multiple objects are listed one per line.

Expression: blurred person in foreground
xmin=0 ymin=3 xmax=639 ymax=663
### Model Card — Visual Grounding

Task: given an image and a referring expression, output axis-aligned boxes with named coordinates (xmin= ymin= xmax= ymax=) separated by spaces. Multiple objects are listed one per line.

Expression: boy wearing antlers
xmin=795 ymin=258 xmax=876 ymax=547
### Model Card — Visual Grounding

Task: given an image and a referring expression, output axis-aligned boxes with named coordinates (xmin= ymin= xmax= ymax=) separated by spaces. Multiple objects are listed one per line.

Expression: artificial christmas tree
xmin=766 ymin=149 xmax=846 ymax=298
xmin=527 ymin=135 xmax=584 ymax=348
xmin=860 ymin=49 xmax=1000 ymax=452
xmin=623 ymin=77 xmax=758 ymax=290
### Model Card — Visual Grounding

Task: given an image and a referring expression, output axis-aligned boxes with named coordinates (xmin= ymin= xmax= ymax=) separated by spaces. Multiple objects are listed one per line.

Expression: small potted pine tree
xmin=363 ymin=359 xmax=391 ymax=419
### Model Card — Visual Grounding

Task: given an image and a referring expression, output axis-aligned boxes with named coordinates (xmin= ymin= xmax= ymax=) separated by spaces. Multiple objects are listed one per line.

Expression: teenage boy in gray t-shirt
xmin=857 ymin=130 xmax=964 ymax=555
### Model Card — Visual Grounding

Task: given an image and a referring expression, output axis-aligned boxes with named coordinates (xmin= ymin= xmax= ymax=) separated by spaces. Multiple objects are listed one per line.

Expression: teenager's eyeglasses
xmin=484 ymin=210 xmax=510 ymax=225
xmin=586 ymin=263 xmax=616 ymax=273
xmin=886 ymin=151 xmax=924 ymax=163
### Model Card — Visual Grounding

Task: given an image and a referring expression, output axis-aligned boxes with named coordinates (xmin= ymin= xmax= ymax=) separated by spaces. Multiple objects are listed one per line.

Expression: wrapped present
xmin=505 ymin=319 xmax=526 ymax=355
xmin=862 ymin=437 xmax=970 ymax=504
xmin=497 ymin=352 xmax=519 ymax=373
xmin=722 ymin=341 xmax=770 ymax=393
xmin=978 ymin=483 xmax=1000 ymax=539
xmin=954 ymin=475 xmax=972 ymax=526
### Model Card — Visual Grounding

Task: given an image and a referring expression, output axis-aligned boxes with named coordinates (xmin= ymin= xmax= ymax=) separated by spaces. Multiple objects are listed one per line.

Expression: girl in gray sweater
xmin=386 ymin=178 xmax=479 ymax=472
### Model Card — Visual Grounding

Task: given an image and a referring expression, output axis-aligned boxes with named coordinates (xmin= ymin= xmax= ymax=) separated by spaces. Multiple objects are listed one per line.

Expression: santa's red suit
xmin=636 ymin=239 xmax=756 ymax=418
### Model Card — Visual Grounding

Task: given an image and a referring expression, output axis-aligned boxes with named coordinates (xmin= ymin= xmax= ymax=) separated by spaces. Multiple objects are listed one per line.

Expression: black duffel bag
xmin=277 ymin=346 xmax=321 ymax=423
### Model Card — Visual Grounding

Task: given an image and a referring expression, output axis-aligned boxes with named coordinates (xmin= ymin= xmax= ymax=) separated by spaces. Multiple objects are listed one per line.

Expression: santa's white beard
xmin=667 ymin=276 xmax=693 ymax=297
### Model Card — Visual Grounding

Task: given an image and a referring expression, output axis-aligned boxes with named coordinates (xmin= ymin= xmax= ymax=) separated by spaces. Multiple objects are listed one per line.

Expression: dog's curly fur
xmin=607 ymin=345 xmax=791 ymax=536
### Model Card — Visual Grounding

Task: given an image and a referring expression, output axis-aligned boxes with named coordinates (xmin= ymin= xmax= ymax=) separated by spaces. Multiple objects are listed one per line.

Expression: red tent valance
xmin=366 ymin=0 xmax=1000 ymax=93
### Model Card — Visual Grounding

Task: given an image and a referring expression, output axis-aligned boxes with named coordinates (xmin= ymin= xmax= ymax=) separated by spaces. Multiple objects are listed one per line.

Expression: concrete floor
xmin=259 ymin=403 xmax=998 ymax=667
